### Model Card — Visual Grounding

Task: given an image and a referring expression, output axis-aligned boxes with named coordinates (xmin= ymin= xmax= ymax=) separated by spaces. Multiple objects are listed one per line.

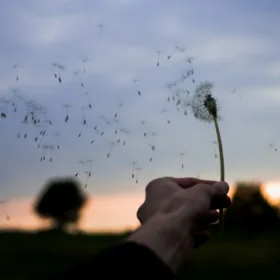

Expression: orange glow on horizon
xmin=1 ymin=182 xmax=279 ymax=233
xmin=261 ymin=182 xmax=280 ymax=206
xmin=0 ymin=191 xmax=145 ymax=233
xmin=229 ymin=182 xmax=280 ymax=207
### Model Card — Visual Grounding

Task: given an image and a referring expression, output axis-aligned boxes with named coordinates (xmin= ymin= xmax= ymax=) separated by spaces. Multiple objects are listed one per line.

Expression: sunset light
xmin=261 ymin=182 xmax=280 ymax=206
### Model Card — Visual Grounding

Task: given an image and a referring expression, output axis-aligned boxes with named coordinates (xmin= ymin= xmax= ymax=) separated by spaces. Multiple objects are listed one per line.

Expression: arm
xmin=62 ymin=241 xmax=176 ymax=280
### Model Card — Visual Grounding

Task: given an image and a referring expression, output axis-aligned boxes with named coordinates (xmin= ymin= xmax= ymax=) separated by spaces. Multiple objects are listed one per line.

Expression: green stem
xmin=213 ymin=117 xmax=225 ymax=234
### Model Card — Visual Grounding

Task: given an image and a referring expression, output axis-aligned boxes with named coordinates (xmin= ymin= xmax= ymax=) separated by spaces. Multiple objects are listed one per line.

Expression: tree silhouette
xmin=34 ymin=177 xmax=88 ymax=232
xmin=224 ymin=181 xmax=280 ymax=236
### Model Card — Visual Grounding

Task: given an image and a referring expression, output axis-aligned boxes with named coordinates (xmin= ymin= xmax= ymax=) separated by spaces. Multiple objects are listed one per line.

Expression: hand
xmin=128 ymin=177 xmax=231 ymax=273
xmin=137 ymin=177 xmax=231 ymax=247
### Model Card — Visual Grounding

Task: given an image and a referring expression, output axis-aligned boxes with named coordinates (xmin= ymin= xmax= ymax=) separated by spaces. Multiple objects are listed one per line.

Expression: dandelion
xmin=191 ymin=81 xmax=225 ymax=234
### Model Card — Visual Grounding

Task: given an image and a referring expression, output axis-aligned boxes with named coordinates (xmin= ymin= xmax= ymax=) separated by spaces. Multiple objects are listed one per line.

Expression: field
xmin=1 ymin=230 xmax=280 ymax=280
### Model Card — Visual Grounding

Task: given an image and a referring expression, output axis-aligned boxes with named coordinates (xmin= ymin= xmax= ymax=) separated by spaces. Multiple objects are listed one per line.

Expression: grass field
xmin=1 ymin=230 xmax=280 ymax=280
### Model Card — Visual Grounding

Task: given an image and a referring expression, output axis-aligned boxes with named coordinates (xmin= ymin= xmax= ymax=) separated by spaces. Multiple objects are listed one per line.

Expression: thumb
xmin=210 ymin=181 xmax=229 ymax=197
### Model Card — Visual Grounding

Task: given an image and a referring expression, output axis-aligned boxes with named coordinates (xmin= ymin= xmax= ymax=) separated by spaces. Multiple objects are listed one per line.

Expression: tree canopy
xmin=34 ymin=177 xmax=88 ymax=231
xmin=224 ymin=181 xmax=280 ymax=236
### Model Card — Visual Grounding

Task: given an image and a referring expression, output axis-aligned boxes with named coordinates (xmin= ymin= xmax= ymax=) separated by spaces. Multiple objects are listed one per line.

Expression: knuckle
xmin=196 ymin=183 xmax=213 ymax=196
xmin=146 ymin=177 xmax=167 ymax=193
xmin=136 ymin=203 xmax=146 ymax=223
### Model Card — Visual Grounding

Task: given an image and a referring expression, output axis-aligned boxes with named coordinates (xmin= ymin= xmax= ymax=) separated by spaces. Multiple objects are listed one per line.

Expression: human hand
xmin=128 ymin=177 xmax=231 ymax=273
xmin=137 ymin=177 xmax=231 ymax=248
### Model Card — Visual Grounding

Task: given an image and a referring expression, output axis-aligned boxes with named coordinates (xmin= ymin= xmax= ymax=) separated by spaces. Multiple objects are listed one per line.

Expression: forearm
xmin=127 ymin=215 xmax=193 ymax=274
xmin=60 ymin=241 xmax=176 ymax=279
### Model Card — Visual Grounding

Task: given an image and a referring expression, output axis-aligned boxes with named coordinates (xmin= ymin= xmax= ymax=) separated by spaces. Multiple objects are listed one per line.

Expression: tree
xmin=34 ymin=177 xmax=88 ymax=232
xmin=224 ymin=181 xmax=280 ymax=236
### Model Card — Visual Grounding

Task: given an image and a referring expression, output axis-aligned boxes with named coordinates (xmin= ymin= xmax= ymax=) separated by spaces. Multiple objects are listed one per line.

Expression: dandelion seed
xmin=84 ymin=170 xmax=92 ymax=188
xmin=97 ymin=23 xmax=103 ymax=37
xmin=62 ymin=104 xmax=71 ymax=123
xmin=84 ymin=92 xmax=92 ymax=109
xmin=269 ymin=143 xmax=277 ymax=152
xmin=131 ymin=161 xmax=137 ymax=179
xmin=156 ymin=50 xmax=163 ymax=67
xmin=114 ymin=102 xmax=123 ymax=118
xmin=13 ymin=64 xmax=22 ymax=82
xmin=0 ymin=200 xmax=10 ymax=221
xmin=179 ymin=152 xmax=185 ymax=169
xmin=106 ymin=141 xmax=115 ymax=158
xmin=81 ymin=58 xmax=89 ymax=74
xmin=117 ymin=127 xmax=129 ymax=146
xmin=135 ymin=167 xmax=142 ymax=184
xmin=212 ymin=140 xmax=218 ymax=159
xmin=73 ymin=70 xmax=84 ymax=88
xmin=52 ymin=63 xmax=65 ymax=84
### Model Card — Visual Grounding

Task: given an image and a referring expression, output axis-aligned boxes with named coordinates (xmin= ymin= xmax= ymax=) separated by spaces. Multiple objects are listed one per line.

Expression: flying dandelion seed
xmin=100 ymin=115 xmax=111 ymax=126
xmin=0 ymin=98 xmax=10 ymax=119
xmin=13 ymin=64 xmax=22 ymax=82
xmin=135 ymin=167 xmax=142 ymax=184
xmin=40 ymin=144 xmax=55 ymax=162
xmin=78 ymin=107 xmax=89 ymax=137
xmin=132 ymin=79 xmax=142 ymax=96
xmin=232 ymin=89 xmax=243 ymax=100
xmin=156 ymin=50 xmax=163 ymax=67
xmin=118 ymin=127 xmax=129 ymax=146
xmin=97 ymin=23 xmax=103 ymax=37
xmin=175 ymin=45 xmax=186 ymax=53
xmin=0 ymin=200 xmax=10 ymax=221
xmin=114 ymin=102 xmax=123 ymax=118
xmin=106 ymin=141 xmax=115 ymax=158
xmin=148 ymin=144 xmax=156 ymax=162
xmin=167 ymin=52 xmax=174 ymax=60
xmin=269 ymin=143 xmax=277 ymax=152
xmin=62 ymin=104 xmax=71 ymax=123
xmin=191 ymin=81 xmax=225 ymax=234
xmin=185 ymin=56 xmax=195 ymax=64
xmin=212 ymin=140 xmax=218 ymax=159
xmin=84 ymin=170 xmax=93 ymax=188
xmin=179 ymin=152 xmax=185 ymax=169
xmin=36 ymin=129 xmax=47 ymax=148
xmin=10 ymin=88 xmax=22 ymax=112
xmin=54 ymin=132 xmax=60 ymax=149
xmin=75 ymin=160 xmax=93 ymax=184
xmin=84 ymin=92 xmax=92 ymax=109
xmin=160 ymin=108 xmax=171 ymax=124
xmin=73 ymin=70 xmax=84 ymax=88
xmin=131 ymin=161 xmax=137 ymax=179
xmin=52 ymin=63 xmax=65 ymax=83
xmin=81 ymin=58 xmax=89 ymax=74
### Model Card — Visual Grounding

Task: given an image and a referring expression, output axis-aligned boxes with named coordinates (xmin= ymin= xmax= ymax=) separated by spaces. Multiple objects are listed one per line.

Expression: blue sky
xmin=1 ymin=0 xmax=280 ymax=202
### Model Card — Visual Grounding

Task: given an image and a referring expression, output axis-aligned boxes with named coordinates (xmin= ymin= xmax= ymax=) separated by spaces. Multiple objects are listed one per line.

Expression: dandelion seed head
xmin=191 ymin=81 xmax=221 ymax=123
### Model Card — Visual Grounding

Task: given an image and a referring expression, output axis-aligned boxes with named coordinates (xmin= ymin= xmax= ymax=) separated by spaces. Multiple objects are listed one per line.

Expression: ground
xmin=1 ymin=230 xmax=279 ymax=280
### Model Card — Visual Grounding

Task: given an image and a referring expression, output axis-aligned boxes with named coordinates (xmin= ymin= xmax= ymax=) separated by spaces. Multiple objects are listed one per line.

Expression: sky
xmin=1 ymin=0 xmax=280 ymax=231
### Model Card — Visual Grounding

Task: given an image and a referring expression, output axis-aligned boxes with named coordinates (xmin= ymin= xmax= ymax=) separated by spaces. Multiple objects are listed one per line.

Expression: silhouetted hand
xmin=128 ymin=177 xmax=231 ymax=273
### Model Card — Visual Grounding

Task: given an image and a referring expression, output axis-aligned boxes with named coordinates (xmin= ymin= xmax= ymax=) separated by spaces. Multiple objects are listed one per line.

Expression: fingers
xmin=196 ymin=210 xmax=219 ymax=228
xmin=211 ymin=195 xmax=231 ymax=210
xmin=194 ymin=211 xmax=220 ymax=248
xmin=206 ymin=210 xmax=220 ymax=224
xmin=199 ymin=181 xmax=229 ymax=199
xmin=193 ymin=230 xmax=211 ymax=248
xmin=170 ymin=177 xmax=219 ymax=189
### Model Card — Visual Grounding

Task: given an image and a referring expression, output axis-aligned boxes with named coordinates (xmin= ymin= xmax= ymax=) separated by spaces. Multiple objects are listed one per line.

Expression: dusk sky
xmin=1 ymin=0 xmax=280 ymax=231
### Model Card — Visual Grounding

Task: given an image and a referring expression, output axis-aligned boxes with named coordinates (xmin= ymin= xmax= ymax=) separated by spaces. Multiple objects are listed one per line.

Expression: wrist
xmin=127 ymin=214 xmax=194 ymax=274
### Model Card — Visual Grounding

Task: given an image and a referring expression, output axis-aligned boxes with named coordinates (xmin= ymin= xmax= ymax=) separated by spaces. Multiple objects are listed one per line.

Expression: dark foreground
xmin=1 ymin=230 xmax=280 ymax=280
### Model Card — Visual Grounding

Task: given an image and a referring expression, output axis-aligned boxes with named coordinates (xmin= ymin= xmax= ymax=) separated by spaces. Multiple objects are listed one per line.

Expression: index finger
xmin=168 ymin=177 xmax=219 ymax=189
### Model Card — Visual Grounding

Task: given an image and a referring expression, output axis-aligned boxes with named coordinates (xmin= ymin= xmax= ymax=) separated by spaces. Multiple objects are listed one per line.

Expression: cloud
xmin=1 ymin=0 xmax=280 ymax=208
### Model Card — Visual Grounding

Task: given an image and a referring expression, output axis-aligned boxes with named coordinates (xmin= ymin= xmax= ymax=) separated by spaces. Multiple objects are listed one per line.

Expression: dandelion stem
xmin=213 ymin=117 xmax=225 ymax=234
